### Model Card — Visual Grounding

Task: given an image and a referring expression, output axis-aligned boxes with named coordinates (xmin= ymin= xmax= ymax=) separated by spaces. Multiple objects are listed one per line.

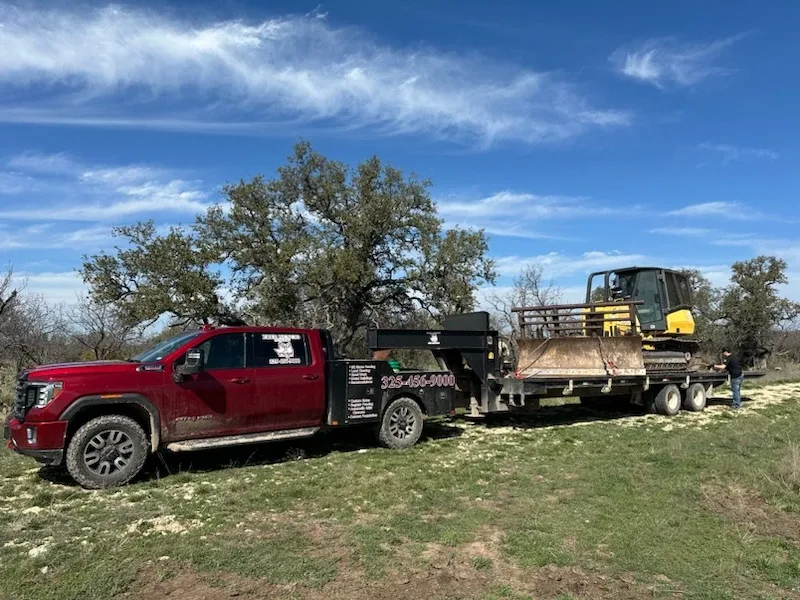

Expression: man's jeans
xmin=731 ymin=375 xmax=744 ymax=408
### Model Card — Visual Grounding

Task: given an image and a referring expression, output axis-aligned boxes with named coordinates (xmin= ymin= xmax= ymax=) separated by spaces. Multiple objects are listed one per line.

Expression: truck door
xmin=248 ymin=331 xmax=326 ymax=430
xmin=166 ymin=331 xmax=254 ymax=439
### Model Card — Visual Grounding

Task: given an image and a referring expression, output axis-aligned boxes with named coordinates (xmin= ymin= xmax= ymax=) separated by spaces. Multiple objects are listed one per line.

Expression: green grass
xmin=1 ymin=383 xmax=800 ymax=599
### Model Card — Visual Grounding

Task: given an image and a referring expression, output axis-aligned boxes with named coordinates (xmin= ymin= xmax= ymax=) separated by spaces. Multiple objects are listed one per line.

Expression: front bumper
xmin=4 ymin=416 xmax=67 ymax=466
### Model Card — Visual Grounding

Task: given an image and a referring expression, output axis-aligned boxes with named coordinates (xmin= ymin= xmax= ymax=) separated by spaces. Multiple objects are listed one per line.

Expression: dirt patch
xmin=118 ymin=529 xmax=674 ymax=600
xmin=122 ymin=566 xmax=268 ymax=600
xmin=702 ymin=484 xmax=800 ymax=543
xmin=528 ymin=565 xmax=683 ymax=600
xmin=351 ymin=527 xmax=670 ymax=600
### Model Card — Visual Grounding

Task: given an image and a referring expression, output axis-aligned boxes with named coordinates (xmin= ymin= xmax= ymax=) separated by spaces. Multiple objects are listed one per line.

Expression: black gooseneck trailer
xmin=367 ymin=312 xmax=763 ymax=418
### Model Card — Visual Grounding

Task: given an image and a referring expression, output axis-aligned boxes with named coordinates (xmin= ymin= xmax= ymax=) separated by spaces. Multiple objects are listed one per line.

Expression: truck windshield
xmin=130 ymin=331 xmax=203 ymax=362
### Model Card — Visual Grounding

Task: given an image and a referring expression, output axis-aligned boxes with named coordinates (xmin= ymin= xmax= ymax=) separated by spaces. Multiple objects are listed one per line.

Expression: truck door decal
xmin=261 ymin=333 xmax=304 ymax=366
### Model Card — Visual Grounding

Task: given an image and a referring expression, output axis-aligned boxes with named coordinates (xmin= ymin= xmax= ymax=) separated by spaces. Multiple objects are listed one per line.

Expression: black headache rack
xmin=366 ymin=312 xmax=504 ymax=415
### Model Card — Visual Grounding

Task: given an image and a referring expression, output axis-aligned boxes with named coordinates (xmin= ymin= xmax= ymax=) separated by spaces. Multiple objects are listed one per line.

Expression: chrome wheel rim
xmin=84 ymin=430 xmax=135 ymax=476
xmin=388 ymin=406 xmax=417 ymax=440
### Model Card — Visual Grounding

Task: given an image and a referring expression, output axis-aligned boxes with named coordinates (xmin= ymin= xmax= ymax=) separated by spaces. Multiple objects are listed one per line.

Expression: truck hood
xmin=23 ymin=360 xmax=143 ymax=379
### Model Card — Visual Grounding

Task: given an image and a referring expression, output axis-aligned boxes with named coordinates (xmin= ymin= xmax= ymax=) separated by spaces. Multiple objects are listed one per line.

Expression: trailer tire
xmin=683 ymin=383 xmax=707 ymax=412
xmin=653 ymin=384 xmax=681 ymax=417
xmin=378 ymin=397 xmax=424 ymax=450
xmin=66 ymin=415 xmax=149 ymax=489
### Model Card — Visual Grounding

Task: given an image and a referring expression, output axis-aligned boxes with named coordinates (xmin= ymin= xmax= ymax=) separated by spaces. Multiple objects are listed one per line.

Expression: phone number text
xmin=380 ymin=373 xmax=456 ymax=390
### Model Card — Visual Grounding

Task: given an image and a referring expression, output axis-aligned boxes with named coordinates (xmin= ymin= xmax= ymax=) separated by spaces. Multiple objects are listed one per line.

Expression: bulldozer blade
xmin=515 ymin=337 xmax=646 ymax=378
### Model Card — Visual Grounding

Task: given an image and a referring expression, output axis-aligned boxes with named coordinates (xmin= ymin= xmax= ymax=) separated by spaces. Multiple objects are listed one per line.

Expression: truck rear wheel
xmin=683 ymin=383 xmax=707 ymax=412
xmin=653 ymin=384 xmax=681 ymax=416
xmin=378 ymin=397 xmax=424 ymax=449
xmin=66 ymin=415 xmax=149 ymax=489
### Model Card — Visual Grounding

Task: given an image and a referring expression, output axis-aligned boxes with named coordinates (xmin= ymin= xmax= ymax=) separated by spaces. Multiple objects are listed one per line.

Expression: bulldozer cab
xmin=585 ymin=267 xmax=693 ymax=334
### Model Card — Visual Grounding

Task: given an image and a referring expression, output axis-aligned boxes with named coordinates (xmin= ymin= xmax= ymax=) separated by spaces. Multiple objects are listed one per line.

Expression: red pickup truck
xmin=4 ymin=326 xmax=455 ymax=489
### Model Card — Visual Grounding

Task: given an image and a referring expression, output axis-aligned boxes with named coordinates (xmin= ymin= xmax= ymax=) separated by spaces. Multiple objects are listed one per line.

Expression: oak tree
xmin=720 ymin=256 xmax=800 ymax=365
xmin=82 ymin=141 xmax=495 ymax=355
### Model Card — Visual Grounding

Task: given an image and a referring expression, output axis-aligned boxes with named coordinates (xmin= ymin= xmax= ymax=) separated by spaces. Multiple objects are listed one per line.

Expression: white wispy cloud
xmin=0 ymin=170 xmax=43 ymax=195
xmin=697 ymin=143 xmax=779 ymax=165
xmin=0 ymin=224 xmax=112 ymax=250
xmin=437 ymin=191 xmax=590 ymax=220
xmin=0 ymin=152 xmax=212 ymax=221
xmin=665 ymin=202 xmax=747 ymax=219
xmin=10 ymin=271 xmax=86 ymax=304
xmin=650 ymin=226 xmax=758 ymax=247
xmin=7 ymin=152 xmax=76 ymax=174
xmin=649 ymin=227 xmax=716 ymax=237
xmin=611 ymin=35 xmax=743 ymax=88
xmin=495 ymin=250 xmax=647 ymax=278
xmin=437 ymin=191 xmax=642 ymax=240
xmin=0 ymin=4 xmax=630 ymax=145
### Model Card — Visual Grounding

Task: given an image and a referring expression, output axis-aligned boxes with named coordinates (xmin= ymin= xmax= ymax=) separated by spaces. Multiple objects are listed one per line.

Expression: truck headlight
xmin=35 ymin=382 xmax=63 ymax=408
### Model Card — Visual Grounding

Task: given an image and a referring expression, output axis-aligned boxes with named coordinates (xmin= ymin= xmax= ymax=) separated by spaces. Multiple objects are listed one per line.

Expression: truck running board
xmin=166 ymin=427 xmax=321 ymax=452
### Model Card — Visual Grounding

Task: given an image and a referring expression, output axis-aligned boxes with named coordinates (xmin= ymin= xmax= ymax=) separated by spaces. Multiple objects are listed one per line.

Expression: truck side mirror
xmin=173 ymin=348 xmax=204 ymax=383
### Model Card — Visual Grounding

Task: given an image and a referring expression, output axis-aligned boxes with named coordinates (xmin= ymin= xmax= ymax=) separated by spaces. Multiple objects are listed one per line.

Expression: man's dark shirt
xmin=724 ymin=355 xmax=743 ymax=378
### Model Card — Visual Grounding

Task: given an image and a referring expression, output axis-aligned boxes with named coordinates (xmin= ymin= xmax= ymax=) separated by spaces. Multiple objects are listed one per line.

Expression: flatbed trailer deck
xmin=367 ymin=312 xmax=764 ymax=419
xmin=495 ymin=370 xmax=762 ymax=415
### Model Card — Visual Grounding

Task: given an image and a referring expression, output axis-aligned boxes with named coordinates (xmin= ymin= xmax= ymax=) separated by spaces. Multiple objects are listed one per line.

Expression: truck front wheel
xmin=378 ymin=397 xmax=424 ymax=449
xmin=66 ymin=415 xmax=149 ymax=489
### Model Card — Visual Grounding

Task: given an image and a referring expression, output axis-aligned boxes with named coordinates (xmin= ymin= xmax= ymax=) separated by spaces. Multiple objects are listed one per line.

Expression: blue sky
xmin=1 ymin=0 xmax=798 ymax=306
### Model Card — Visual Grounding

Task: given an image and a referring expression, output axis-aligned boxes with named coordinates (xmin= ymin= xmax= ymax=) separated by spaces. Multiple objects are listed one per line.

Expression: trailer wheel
xmin=378 ymin=397 xmax=424 ymax=450
xmin=683 ymin=383 xmax=707 ymax=412
xmin=653 ymin=384 xmax=681 ymax=416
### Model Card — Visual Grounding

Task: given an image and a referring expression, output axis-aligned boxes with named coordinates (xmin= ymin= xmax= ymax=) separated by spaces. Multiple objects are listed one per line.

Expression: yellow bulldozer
xmin=512 ymin=267 xmax=704 ymax=378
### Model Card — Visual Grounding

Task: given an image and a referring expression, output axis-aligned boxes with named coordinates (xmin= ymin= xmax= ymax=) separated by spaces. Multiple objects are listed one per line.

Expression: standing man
xmin=714 ymin=348 xmax=744 ymax=409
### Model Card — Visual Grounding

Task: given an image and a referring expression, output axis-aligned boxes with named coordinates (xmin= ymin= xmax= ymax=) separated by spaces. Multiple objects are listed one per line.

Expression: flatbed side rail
xmin=512 ymin=301 xmax=644 ymax=338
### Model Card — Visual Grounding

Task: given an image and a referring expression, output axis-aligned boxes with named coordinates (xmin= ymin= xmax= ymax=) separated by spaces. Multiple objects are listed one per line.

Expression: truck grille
xmin=13 ymin=372 xmax=35 ymax=421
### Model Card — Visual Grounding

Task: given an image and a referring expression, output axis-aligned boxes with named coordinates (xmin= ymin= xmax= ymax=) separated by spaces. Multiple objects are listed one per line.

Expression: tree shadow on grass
xmin=707 ymin=395 xmax=754 ymax=407
xmin=38 ymin=418 xmax=465 ymax=487
xmin=476 ymin=392 xmax=760 ymax=432
xmin=469 ymin=401 xmax=650 ymax=431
